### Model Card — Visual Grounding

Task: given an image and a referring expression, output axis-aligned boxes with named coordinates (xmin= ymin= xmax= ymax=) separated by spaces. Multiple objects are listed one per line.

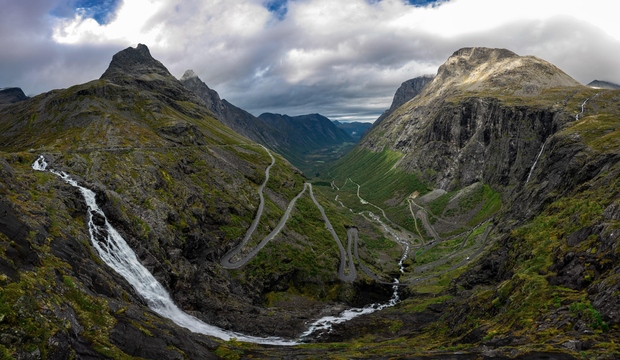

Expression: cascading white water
xmin=525 ymin=141 xmax=545 ymax=184
xmin=32 ymin=156 xmax=296 ymax=346
xmin=299 ymin=284 xmax=399 ymax=340
xmin=368 ymin=212 xmax=409 ymax=273
xmin=299 ymin=211 xmax=406 ymax=340
xmin=576 ymin=98 xmax=589 ymax=121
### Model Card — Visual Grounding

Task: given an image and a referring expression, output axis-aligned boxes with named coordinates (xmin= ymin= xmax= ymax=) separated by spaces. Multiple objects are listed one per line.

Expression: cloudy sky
xmin=2 ymin=0 xmax=619 ymax=122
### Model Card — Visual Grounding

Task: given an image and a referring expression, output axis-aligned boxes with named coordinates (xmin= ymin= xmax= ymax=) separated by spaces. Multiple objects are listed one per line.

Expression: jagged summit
xmin=180 ymin=69 xmax=199 ymax=81
xmin=100 ymin=43 xmax=173 ymax=82
xmin=370 ymin=74 xmax=434 ymax=131
xmin=179 ymin=70 xmax=222 ymax=109
xmin=421 ymin=46 xmax=581 ymax=98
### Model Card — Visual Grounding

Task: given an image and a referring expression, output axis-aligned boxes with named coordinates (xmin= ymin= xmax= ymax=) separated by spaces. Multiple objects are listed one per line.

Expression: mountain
xmin=372 ymin=75 xmax=434 ymax=128
xmin=323 ymin=47 xmax=620 ymax=356
xmin=2 ymin=43 xmax=620 ymax=359
xmin=588 ymin=79 xmax=620 ymax=89
xmin=259 ymin=112 xmax=353 ymax=150
xmin=0 ymin=87 xmax=28 ymax=107
xmin=359 ymin=47 xmax=583 ymax=191
xmin=179 ymin=70 xmax=286 ymax=149
xmin=180 ymin=71 xmax=355 ymax=176
xmin=332 ymin=120 xmax=372 ymax=140
xmin=0 ymin=44 xmax=375 ymax=358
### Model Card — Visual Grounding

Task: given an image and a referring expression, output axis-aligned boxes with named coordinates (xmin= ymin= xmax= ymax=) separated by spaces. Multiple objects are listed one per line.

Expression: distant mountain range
xmin=258 ymin=112 xmax=353 ymax=151
xmin=179 ymin=70 xmax=353 ymax=174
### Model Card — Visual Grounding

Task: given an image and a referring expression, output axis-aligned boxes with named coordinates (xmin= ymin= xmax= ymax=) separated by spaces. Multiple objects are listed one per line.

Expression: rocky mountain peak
xmin=424 ymin=46 xmax=581 ymax=98
xmin=370 ymin=75 xmax=435 ymax=131
xmin=588 ymin=80 xmax=620 ymax=90
xmin=448 ymin=47 xmax=518 ymax=63
xmin=0 ymin=87 xmax=28 ymax=107
xmin=100 ymin=43 xmax=173 ymax=82
xmin=179 ymin=69 xmax=222 ymax=109
xmin=180 ymin=69 xmax=198 ymax=81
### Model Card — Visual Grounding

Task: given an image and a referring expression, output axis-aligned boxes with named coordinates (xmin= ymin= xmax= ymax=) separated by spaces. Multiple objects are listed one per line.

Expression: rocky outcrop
xmin=0 ymin=87 xmax=28 ymax=107
xmin=101 ymin=44 xmax=171 ymax=82
xmin=371 ymin=75 xmax=434 ymax=130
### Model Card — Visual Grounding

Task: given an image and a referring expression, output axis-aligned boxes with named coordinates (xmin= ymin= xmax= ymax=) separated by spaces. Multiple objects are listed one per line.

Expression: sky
xmin=1 ymin=0 xmax=619 ymax=122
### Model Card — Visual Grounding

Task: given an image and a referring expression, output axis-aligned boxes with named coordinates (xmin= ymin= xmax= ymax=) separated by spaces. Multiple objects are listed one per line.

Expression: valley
xmin=1 ymin=45 xmax=620 ymax=359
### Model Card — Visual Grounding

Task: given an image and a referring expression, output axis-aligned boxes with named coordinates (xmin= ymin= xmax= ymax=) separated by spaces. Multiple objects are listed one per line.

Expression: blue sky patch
xmin=52 ymin=0 xmax=121 ymax=25
xmin=367 ymin=0 xmax=447 ymax=6
xmin=406 ymin=0 xmax=447 ymax=6
xmin=264 ymin=0 xmax=288 ymax=21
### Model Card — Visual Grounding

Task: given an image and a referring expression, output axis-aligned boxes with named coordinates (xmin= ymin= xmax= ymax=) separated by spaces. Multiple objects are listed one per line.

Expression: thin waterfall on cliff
xmin=526 ymin=142 xmax=546 ymax=184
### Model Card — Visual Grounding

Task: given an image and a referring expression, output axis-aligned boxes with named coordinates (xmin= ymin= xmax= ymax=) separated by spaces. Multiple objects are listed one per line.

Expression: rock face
xmin=372 ymin=75 xmax=434 ymax=129
xmin=0 ymin=87 xmax=28 ymax=107
xmin=361 ymin=47 xmax=583 ymax=193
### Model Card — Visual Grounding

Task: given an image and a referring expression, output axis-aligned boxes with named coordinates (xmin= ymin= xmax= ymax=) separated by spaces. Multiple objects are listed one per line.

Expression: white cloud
xmin=52 ymin=0 xmax=166 ymax=45
xmin=1 ymin=0 xmax=619 ymax=121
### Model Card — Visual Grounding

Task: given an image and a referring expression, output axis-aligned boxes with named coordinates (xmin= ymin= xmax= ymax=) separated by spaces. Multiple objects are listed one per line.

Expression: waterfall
xmin=32 ymin=156 xmax=296 ymax=346
xmin=525 ymin=142 xmax=545 ymax=184
xmin=33 ymin=154 xmax=406 ymax=344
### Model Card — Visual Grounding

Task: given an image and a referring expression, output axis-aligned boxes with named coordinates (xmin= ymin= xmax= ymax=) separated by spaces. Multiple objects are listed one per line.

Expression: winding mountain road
xmin=220 ymin=145 xmax=494 ymax=288
xmin=220 ymin=146 xmax=356 ymax=282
